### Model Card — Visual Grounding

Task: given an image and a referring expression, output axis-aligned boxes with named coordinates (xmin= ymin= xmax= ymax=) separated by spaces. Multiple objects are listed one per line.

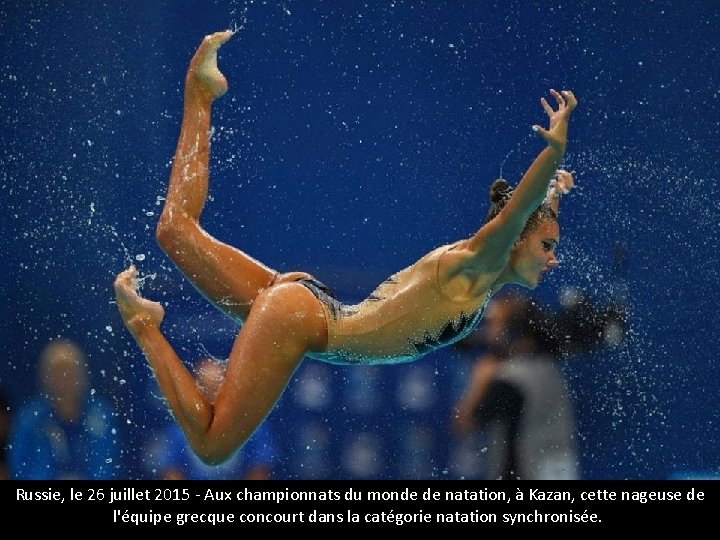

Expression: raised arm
xmin=466 ymin=90 xmax=578 ymax=263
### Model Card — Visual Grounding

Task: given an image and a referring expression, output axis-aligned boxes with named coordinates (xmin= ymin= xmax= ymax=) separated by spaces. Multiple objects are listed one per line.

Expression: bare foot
xmin=114 ymin=266 xmax=165 ymax=330
xmin=187 ymin=30 xmax=234 ymax=101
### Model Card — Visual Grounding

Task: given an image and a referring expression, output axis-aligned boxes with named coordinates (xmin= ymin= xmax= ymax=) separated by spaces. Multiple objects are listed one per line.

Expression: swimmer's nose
xmin=547 ymin=258 xmax=559 ymax=270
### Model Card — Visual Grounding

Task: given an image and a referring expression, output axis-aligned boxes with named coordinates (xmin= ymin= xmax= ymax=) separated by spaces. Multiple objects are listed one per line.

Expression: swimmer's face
xmin=509 ymin=219 xmax=560 ymax=289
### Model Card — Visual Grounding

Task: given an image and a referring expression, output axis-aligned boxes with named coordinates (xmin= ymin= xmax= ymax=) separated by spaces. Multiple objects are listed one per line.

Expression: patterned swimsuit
xmin=297 ymin=242 xmax=493 ymax=365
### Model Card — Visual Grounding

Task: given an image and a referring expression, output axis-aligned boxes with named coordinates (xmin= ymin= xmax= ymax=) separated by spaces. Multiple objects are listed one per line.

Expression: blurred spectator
xmin=0 ymin=390 xmax=11 ymax=480
xmin=453 ymin=285 xmax=626 ymax=479
xmin=8 ymin=339 xmax=120 ymax=479
xmin=153 ymin=357 xmax=277 ymax=480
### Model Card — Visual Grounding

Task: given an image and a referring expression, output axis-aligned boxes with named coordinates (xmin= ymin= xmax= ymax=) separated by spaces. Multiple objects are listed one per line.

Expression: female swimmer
xmin=114 ymin=30 xmax=578 ymax=464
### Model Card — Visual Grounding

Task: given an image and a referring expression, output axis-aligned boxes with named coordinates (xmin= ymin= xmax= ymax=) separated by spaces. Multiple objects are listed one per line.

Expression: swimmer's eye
xmin=542 ymin=240 xmax=557 ymax=252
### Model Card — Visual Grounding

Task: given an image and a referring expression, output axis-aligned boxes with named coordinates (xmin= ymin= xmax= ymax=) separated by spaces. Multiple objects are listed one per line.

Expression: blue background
xmin=1 ymin=0 xmax=718 ymax=479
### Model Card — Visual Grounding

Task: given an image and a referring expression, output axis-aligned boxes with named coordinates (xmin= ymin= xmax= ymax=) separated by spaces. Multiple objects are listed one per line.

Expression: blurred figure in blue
xmin=9 ymin=339 xmax=120 ymax=479
xmin=153 ymin=357 xmax=277 ymax=480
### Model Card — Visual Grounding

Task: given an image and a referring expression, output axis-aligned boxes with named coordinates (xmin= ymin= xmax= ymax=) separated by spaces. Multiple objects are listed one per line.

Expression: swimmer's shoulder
xmin=437 ymin=238 xmax=504 ymax=300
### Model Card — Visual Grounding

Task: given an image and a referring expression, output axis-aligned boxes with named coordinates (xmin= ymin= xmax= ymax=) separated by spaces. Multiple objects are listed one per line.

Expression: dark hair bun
xmin=489 ymin=178 xmax=513 ymax=204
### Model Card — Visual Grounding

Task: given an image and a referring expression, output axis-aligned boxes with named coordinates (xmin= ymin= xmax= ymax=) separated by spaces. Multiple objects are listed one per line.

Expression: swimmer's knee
xmin=156 ymin=207 xmax=178 ymax=248
xmin=190 ymin=436 xmax=237 ymax=466
xmin=193 ymin=445 xmax=226 ymax=467
xmin=156 ymin=207 xmax=197 ymax=250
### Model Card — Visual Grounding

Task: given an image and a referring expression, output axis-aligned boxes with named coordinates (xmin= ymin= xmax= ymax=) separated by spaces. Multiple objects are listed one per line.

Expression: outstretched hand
xmin=546 ymin=169 xmax=575 ymax=213
xmin=532 ymin=89 xmax=578 ymax=152
xmin=553 ymin=169 xmax=575 ymax=195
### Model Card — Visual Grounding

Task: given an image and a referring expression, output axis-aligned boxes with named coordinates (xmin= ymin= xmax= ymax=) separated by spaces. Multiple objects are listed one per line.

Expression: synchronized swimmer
xmin=114 ymin=30 xmax=578 ymax=464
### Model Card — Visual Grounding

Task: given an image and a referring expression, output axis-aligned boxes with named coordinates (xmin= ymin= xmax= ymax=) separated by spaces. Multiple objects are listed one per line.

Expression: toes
xmin=117 ymin=266 xmax=135 ymax=281
xmin=204 ymin=29 xmax=233 ymax=50
xmin=114 ymin=266 xmax=137 ymax=290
